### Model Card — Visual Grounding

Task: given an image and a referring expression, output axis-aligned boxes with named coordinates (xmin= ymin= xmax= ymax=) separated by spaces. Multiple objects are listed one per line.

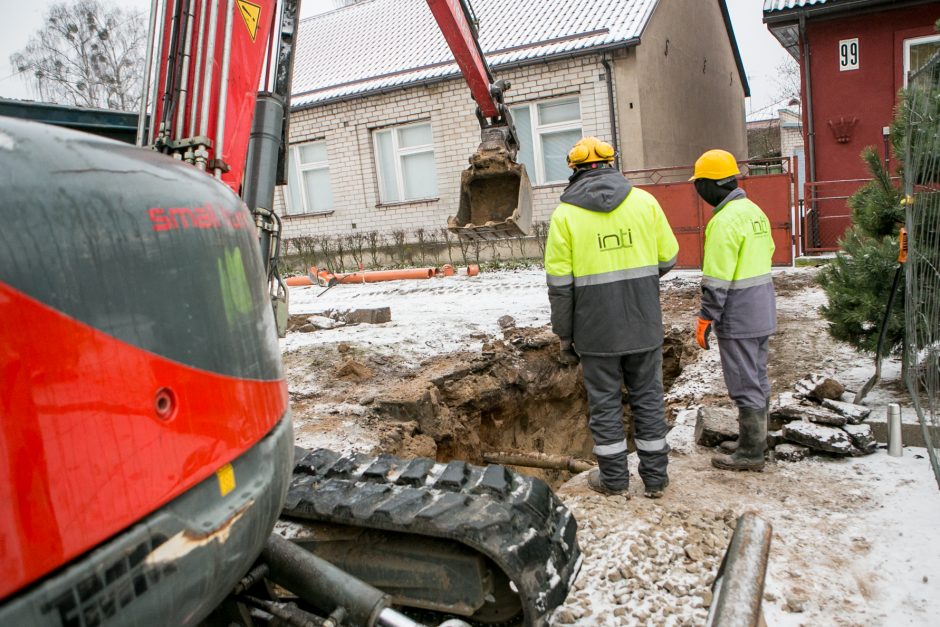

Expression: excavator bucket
xmin=448 ymin=128 xmax=533 ymax=241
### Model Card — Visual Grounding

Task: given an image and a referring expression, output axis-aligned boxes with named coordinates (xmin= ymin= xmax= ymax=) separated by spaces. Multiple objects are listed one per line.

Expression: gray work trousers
xmin=717 ymin=336 xmax=771 ymax=410
xmin=581 ymin=349 xmax=669 ymax=490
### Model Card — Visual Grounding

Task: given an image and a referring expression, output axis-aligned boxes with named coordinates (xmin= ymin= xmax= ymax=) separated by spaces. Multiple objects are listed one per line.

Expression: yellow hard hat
xmin=689 ymin=149 xmax=740 ymax=181
xmin=567 ymin=137 xmax=616 ymax=168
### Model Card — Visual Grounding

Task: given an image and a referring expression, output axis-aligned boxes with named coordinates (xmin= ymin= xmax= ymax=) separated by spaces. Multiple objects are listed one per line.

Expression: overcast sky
xmin=0 ymin=0 xmax=791 ymax=115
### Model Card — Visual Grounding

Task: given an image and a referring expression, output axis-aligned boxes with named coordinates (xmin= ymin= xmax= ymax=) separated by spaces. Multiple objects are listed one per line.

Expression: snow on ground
xmin=279 ymin=266 xmax=940 ymax=626
xmin=763 ymin=451 xmax=940 ymax=627
xmin=283 ymin=268 xmax=554 ymax=364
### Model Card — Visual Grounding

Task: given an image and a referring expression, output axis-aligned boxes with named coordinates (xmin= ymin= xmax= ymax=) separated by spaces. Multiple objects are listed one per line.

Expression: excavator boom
xmin=426 ymin=0 xmax=534 ymax=241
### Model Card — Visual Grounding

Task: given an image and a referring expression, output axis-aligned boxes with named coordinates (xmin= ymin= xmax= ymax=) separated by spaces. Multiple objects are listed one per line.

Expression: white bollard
xmin=887 ymin=403 xmax=903 ymax=457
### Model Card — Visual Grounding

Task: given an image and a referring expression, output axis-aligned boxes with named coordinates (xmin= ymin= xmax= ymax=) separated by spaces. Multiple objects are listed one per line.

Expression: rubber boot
xmin=711 ymin=407 xmax=766 ymax=471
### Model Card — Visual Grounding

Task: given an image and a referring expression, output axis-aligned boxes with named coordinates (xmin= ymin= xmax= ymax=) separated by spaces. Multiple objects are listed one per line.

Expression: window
xmin=373 ymin=122 xmax=438 ymax=203
xmin=512 ymin=97 xmax=582 ymax=185
xmin=286 ymin=141 xmax=333 ymax=214
xmin=904 ymin=34 xmax=940 ymax=85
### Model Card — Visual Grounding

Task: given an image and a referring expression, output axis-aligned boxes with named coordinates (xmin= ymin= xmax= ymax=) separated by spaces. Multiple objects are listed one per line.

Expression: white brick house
xmin=276 ymin=0 xmax=750 ymax=241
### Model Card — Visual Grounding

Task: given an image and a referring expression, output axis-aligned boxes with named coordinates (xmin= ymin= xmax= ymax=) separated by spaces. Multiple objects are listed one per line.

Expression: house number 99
xmin=839 ymin=38 xmax=859 ymax=71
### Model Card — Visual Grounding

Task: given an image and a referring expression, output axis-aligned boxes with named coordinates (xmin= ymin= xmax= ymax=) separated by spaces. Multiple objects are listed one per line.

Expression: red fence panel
xmin=739 ymin=173 xmax=794 ymax=266
xmin=635 ymin=182 xmax=705 ymax=268
xmin=626 ymin=158 xmax=795 ymax=268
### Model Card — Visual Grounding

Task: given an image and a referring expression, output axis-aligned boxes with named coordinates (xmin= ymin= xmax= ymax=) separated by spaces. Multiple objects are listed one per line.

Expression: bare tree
xmin=773 ymin=56 xmax=802 ymax=105
xmin=10 ymin=0 xmax=146 ymax=111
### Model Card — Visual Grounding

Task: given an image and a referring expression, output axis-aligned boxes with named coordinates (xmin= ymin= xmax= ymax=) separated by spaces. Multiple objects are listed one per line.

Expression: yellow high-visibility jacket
xmin=701 ymin=188 xmax=777 ymax=338
xmin=545 ymin=168 xmax=679 ymax=356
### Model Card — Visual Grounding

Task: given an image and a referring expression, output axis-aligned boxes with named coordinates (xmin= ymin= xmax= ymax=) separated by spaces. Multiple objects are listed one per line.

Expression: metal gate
xmin=902 ymin=51 xmax=940 ymax=487
xmin=624 ymin=158 xmax=796 ymax=268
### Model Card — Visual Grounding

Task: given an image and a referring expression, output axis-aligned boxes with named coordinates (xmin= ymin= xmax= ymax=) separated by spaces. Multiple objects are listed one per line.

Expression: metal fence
xmin=903 ymin=51 xmax=940 ymax=487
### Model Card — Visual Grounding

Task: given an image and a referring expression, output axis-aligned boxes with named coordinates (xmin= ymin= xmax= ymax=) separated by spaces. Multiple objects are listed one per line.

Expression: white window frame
xmin=512 ymin=96 xmax=582 ymax=185
xmin=904 ymin=34 xmax=940 ymax=86
xmin=286 ymin=140 xmax=333 ymax=215
xmin=372 ymin=121 xmax=438 ymax=203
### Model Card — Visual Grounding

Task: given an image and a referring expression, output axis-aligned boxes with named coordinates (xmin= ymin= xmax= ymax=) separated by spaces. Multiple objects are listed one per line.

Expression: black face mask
xmin=694 ymin=178 xmax=738 ymax=207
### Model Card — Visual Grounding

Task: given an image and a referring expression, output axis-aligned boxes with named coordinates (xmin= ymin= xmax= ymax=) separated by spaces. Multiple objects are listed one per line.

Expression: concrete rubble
xmin=842 ymin=423 xmax=878 ymax=455
xmin=771 ymin=399 xmax=847 ymax=427
xmin=694 ymin=407 xmax=739 ymax=447
xmin=288 ymin=307 xmax=392 ymax=332
xmin=772 ymin=443 xmax=810 ymax=462
xmin=794 ymin=374 xmax=846 ymax=401
xmin=781 ymin=421 xmax=857 ymax=455
xmin=695 ymin=375 xmax=878 ymax=459
xmin=820 ymin=398 xmax=871 ymax=424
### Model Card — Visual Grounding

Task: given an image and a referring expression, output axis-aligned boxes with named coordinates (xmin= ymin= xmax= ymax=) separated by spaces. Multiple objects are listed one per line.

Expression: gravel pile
xmin=550 ymin=493 xmax=737 ymax=626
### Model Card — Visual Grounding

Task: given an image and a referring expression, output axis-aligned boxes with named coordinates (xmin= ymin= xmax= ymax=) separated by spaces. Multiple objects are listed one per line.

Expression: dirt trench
xmin=370 ymin=325 xmax=695 ymax=486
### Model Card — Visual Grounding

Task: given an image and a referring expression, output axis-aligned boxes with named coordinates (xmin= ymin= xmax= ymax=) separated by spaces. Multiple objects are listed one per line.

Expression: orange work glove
xmin=696 ymin=317 xmax=713 ymax=350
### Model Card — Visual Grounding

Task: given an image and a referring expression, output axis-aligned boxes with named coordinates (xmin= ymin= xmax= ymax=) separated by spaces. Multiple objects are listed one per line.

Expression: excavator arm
xmin=425 ymin=0 xmax=520 ymax=154
xmin=426 ymin=0 xmax=534 ymax=240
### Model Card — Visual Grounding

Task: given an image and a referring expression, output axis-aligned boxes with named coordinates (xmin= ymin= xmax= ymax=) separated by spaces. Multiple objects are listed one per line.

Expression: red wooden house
xmin=764 ymin=0 xmax=940 ymax=251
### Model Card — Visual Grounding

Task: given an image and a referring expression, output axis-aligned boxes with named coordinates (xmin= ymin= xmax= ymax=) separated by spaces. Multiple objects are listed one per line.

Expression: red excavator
xmin=0 ymin=1 xmax=571 ymax=626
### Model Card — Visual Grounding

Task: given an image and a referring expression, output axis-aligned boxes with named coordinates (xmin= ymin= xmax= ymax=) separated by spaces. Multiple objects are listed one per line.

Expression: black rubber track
xmin=282 ymin=448 xmax=582 ymax=627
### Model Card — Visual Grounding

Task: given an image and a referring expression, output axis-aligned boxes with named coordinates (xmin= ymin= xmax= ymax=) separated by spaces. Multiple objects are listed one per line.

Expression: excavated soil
xmin=284 ymin=323 xmax=693 ymax=487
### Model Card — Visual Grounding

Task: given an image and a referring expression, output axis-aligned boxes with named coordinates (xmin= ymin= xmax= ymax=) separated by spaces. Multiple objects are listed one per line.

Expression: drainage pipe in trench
xmin=483 ymin=451 xmax=595 ymax=474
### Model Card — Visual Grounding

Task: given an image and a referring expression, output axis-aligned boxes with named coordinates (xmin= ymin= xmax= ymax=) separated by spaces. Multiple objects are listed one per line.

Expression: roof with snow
xmin=291 ymin=0 xmax=747 ymax=108
xmin=763 ymin=0 xmax=930 ymax=19
xmin=763 ymin=0 xmax=831 ymax=11
xmin=762 ymin=0 xmax=933 ymax=56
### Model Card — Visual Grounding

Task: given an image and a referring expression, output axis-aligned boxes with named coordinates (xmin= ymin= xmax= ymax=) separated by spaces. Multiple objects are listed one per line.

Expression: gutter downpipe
xmin=601 ymin=57 xmax=620 ymax=170
xmin=800 ymin=14 xmax=818 ymax=251
xmin=800 ymin=14 xmax=816 ymax=185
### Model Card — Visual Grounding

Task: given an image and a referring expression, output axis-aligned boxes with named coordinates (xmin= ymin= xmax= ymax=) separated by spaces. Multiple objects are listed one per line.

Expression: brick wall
xmin=779 ymin=108 xmax=803 ymax=158
xmin=277 ymin=54 xmax=612 ymax=241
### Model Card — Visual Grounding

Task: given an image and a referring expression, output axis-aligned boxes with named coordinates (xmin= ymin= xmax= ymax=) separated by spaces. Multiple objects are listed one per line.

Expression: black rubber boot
xmin=711 ymin=406 xmax=767 ymax=471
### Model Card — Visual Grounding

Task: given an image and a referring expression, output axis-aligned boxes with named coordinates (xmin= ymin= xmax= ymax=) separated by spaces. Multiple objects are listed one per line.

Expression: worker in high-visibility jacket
xmin=545 ymin=137 xmax=679 ymax=498
xmin=690 ymin=149 xmax=777 ymax=472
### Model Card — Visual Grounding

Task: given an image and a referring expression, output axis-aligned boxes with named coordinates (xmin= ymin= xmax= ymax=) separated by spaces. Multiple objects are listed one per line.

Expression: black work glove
xmin=559 ymin=339 xmax=580 ymax=366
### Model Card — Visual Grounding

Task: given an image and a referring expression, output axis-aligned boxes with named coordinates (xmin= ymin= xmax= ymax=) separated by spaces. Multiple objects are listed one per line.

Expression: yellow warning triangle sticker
xmin=236 ymin=0 xmax=262 ymax=42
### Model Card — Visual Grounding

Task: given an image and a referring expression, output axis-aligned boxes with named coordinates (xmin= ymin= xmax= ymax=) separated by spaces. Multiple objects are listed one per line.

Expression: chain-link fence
xmin=903 ymin=51 xmax=940 ymax=487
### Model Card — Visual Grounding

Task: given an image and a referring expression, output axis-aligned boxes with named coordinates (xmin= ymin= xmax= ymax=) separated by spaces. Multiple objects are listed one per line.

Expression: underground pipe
xmin=705 ymin=512 xmax=772 ymax=627
xmin=483 ymin=451 xmax=596 ymax=473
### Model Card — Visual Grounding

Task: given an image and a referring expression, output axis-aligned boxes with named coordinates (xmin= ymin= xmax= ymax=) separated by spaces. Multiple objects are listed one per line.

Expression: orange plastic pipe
xmin=285 ymin=275 xmax=314 ymax=286
xmin=333 ymin=268 xmax=437 ymax=283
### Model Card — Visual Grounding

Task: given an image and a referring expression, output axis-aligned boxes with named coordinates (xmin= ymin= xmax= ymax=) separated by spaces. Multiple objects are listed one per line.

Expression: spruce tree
xmin=817 ymin=147 xmax=905 ymax=356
